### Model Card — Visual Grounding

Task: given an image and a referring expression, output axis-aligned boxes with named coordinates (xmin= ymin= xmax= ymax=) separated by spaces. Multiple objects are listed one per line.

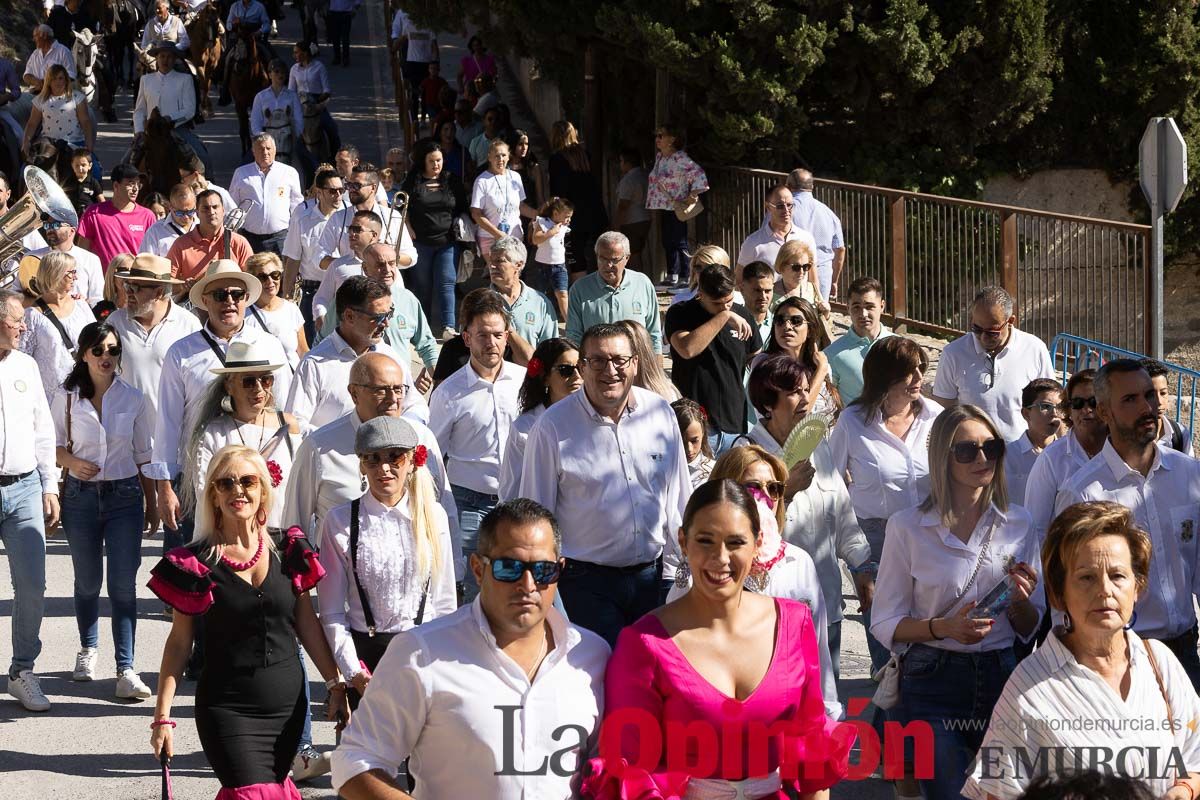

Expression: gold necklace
xmin=234 ymin=409 xmax=267 ymax=451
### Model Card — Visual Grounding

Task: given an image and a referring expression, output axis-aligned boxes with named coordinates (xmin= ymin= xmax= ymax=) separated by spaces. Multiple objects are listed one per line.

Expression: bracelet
xmin=150 ymin=720 xmax=176 ymax=729
xmin=1173 ymin=781 xmax=1195 ymax=800
xmin=324 ymin=675 xmax=344 ymax=690
xmin=929 ymin=618 xmax=944 ymax=641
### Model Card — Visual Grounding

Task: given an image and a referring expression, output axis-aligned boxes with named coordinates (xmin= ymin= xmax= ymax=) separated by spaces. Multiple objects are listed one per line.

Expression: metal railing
xmin=705 ymin=167 xmax=1152 ymax=350
xmin=1049 ymin=333 xmax=1199 ymax=435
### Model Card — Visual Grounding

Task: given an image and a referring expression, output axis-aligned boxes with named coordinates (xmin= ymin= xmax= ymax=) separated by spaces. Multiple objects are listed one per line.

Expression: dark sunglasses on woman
xmin=213 ymin=475 xmax=260 ymax=493
xmin=951 ymin=439 xmax=1005 ymax=464
xmin=552 ymin=363 xmax=581 ymax=378
xmin=89 ymin=344 xmax=121 ymax=357
xmin=481 ymin=556 xmax=563 ymax=585
xmin=240 ymin=375 xmax=275 ymax=389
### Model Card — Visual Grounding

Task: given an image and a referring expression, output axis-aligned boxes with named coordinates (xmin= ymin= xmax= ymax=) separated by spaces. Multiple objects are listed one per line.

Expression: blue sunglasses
xmin=481 ymin=556 xmax=562 ymax=585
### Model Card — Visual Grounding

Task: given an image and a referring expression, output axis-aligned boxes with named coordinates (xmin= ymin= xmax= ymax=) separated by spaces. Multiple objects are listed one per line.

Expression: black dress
xmin=149 ymin=530 xmax=324 ymax=795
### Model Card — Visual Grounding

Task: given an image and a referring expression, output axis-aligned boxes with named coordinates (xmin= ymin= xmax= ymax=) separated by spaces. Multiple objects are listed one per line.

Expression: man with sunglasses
xmin=30 ymin=218 xmax=103 ymax=306
xmin=283 ymin=169 xmax=344 ymax=343
xmin=1055 ymin=359 xmax=1200 ymax=689
xmin=737 ymin=183 xmax=816 ymax=284
xmin=312 ymin=209 xmax=382 ymax=335
xmin=786 ymin=168 xmax=845 ymax=299
xmin=166 ymin=189 xmax=253 ymax=292
xmin=138 ymin=183 xmax=197 ymax=258
xmin=932 ymin=286 xmax=1054 ymax=441
xmin=332 ymin=498 xmax=608 ymax=800
xmin=317 ymin=164 xmax=417 ymax=273
xmin=521 ymin=322 xmax=690 ymax=646
xmin=1004 ymin=378 xmax=1064 ymax=507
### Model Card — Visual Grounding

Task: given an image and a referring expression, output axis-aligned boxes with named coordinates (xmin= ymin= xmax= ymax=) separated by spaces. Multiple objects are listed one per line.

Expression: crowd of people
xmin=1 ymin=3 xmax=1200 ymax=800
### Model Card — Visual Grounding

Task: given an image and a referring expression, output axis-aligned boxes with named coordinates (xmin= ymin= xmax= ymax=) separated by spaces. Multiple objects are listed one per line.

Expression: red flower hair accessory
xmin=266 ymin=459 xmax=283 ymax=488
xmin=526 ymin=357 xmax=544 ymax=378
xmin=412 ymin=444 xmax=428 ymax=468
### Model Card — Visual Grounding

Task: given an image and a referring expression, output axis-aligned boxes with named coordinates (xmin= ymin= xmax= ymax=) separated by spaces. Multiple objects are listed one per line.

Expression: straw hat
xmin=188 ymin=259 xmax=262 ymax=307
xmin=116 ymin=253 xmax=183 ymax=285
xmin=16 ymin=254 xmax=42 ymax=293
xmin=209 ymin=339 xmax=286 ymax=375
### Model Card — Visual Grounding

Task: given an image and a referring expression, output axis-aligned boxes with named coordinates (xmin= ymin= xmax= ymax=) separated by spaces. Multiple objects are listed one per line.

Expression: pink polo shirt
xmin=77 ymin=201 xmax=158 ymax=269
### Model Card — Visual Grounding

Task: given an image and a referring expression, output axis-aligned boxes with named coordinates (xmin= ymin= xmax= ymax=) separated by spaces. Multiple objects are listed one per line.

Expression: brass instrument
xmin=0 ymin=166 xmax=79 ymax=289
xmin=222 ymin=200 xmax=252 ymax=260
xmin=385 ymin=189 xmax=409 ymax=246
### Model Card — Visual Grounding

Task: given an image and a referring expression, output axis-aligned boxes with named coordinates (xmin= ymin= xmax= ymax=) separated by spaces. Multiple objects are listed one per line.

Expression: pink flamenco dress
xmin=581 ymin=598 xmax=854 ymax=800
xmin=148 ymin=527 xmax=325 ymax=800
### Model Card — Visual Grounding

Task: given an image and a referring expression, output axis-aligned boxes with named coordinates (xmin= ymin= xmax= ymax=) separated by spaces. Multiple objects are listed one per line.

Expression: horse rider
xmin=47 ymin=0 xmax=98 ymax=51
xmin=250 ymin=59 xmax=304 ymax=174
xmin=141 ymin=0 xmax=191 ymax=54
xmin=24 ymin=24 xmax=77 ymax=94
xmin=289 ymin=40 xmax=340 ymax=162
xmin=132 ymin=42 xmax=212 ymax=176
xmin=220 ymin=0 xmax=274 ymax=105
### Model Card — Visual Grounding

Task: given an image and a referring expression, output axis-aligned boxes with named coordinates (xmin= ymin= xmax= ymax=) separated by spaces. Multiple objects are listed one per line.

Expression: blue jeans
xmin=857 ymin=516 xmax=891 ymax=674
xmin=827 ymin=620 xmax=842 ymax=683
xmin=0 ymin=472 xmax=46 ymax=675
xmin=707 ymin=429 xmax=743 ymax=458
xmin=658 ymin=210 xmax=689 ymax=281
xmin=451 ymin=484 xmax=498 ymax=603
xmin=410 ymin=242 xmax=458 ymax=332
xmin=61 ymin=475 xmax=144 ymax=671
xmin=557 ymin=557 xmax=662 ymax=648
xmin=900 ymin=644 xmax=1015 ymax=800
xmin=299 ymin=282 xmax=319 ymax=345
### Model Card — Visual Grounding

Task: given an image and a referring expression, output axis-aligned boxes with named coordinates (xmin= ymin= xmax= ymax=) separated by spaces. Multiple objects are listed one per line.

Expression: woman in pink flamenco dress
xmin=582 ymin=479 xmax=855 ymax=800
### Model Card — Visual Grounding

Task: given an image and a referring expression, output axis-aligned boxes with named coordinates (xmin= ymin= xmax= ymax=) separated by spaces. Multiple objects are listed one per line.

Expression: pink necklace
xmin=220 ymin=531 xmax=264 ymax=572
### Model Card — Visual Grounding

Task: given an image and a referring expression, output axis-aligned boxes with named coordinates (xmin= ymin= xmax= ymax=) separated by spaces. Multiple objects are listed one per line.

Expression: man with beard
xmin=166 ymin=189 xmax=253 ymax=295
xmin=139 ymin=184 xmax=198 ymax=258
xmin=30 ymin=217 xmax=103 ymax=306
xmin=1055 ymin=359 xmax=1200 ymax=689
xmin=317 ymin=163 xmax=416 ymax=271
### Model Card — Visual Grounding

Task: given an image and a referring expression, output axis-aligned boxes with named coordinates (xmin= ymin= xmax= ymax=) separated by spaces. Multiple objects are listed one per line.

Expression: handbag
xmin=872 ymin=517 xmax=998 ymax=710
xmin=673 ymin=196 xmax=703 ymax=222
xmin=451 ymin=212 xmax=476 ymax=245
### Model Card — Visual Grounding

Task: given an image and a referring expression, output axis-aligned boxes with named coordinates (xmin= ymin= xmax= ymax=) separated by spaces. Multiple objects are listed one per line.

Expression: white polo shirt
xmin=932 ymin=327 xmax=1055 ymax=442
xmin=138 ymin=218 xmax=193 ymax=258
xmin=228 ymin=160 xmax=305 ymax=235
xmin=24 ymin=41 xmax=75 ymax=81
xmin=106 ymin=304 xmax=201 ymax=431
xmin=282 ymin=200 xmax=337 ymax=282
xmin=1003 ymin=433 xmax=1048 ymax=508
xmin=735 ymin=221 xmax=817 ymax=270
xmin=428 ymin=360 xmax=526 ymax=495
xmin=1022 ymin=429 xmax=1099 ymax=542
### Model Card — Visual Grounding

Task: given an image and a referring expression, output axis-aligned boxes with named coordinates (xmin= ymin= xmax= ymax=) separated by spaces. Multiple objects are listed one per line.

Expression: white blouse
xmin=33 ymin=90 xmax=86 ymax=144
xmin=963 ymin=631 xmax=1200 ymax=799
xmin=826 ymin=399 xmax=940 ymax=521
xmin=250 ymin=301 xmax=305 ymax=369
xmin=51 ymin=377 xmax=153 ymax=481
xmin=194 ymin=413 xmax=303 ymax=530
xmin=469 ymin=169 xmax=526 ymax=242
xmin=497 ymin=404 xmax=544 ymax=501
xmin=20 ymin=300 xmax=96 ymax=402
xmin=316 ymin=491 xmax=458 ymax=679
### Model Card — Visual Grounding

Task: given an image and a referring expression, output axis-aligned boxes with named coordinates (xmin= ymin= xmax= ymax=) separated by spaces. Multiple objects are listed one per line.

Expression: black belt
xmin=300 ymin=280 xmax=321 ymax=291
xmin=565 ymin=556 xmax=660 ymax=575
xmin=0 ymin=471 xmax=33 ymax=487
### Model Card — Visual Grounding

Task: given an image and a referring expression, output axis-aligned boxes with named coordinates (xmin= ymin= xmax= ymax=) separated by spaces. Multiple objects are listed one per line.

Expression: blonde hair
xmin=686 ymin=244 xmax=730 ymax=290
xmin=192 ymin=445 xmax=278 ymax=554
xmin=31 ymin=250 xmax=75 ymax=297
xmin=710 ymin=444 xmax=788 ymax=529
xmin=245 ymin=251 xmax=283 ymax=274
xmin=104 ymin=253 xmax=134 ymax=304
xmin=614 ymin=319 xmax=679 ymax=402
xmin=773 ymin=239 xmax=818 ymax=275
xmin=39 ymin=64 xmax=74 ymax=101
xmin=550 ymin=121 xmax=590 ymax=172
xmin=921 ymin=405 xmax=1009 ymax=528
xmin=362 ymin=449 xmax=444 ymax=583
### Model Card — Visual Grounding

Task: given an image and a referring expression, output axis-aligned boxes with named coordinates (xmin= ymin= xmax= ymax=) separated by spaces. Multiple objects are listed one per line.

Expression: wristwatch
xmin=324 ymin=675 xmax=346 ymax=691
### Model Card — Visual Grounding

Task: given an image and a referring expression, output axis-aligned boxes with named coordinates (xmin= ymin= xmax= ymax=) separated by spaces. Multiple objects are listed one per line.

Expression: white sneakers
xmin=73 ymin=647 xmax=98 ymax=681
xmin=292 ymin=746 xmax=331 ymax=781
xmin=115 ymin=669 xmax=152 ymax=700
xmin=8 ymin=670 xmax=50 ymax=712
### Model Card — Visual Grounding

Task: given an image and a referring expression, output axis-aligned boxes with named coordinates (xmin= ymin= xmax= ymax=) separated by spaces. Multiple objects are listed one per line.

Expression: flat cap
xmin=355 ymin=416 xmax=418 ymax=454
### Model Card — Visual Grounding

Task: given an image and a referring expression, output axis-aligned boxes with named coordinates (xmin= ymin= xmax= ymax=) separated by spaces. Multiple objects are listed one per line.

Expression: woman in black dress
xmin=148 ymin=444 xmax=350 ymax=798
xmin=548 ymin=120 xmax=608 ymax=282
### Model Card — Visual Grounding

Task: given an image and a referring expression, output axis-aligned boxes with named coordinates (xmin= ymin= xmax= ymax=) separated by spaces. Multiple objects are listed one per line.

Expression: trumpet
xmin=385 ymin=189 xmax=409 ymax=246
xmin=0 ymin=166 xmax=78 ymax=289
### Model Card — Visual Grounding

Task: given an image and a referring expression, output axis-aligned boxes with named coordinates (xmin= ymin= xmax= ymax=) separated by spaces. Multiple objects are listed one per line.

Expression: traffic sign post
xmin=1139 ymin=117 xmax=1188 ymax=360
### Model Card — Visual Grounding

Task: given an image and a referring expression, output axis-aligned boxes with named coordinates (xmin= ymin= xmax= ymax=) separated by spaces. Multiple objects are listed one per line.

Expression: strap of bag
xmin=1169 ymin=417 xmax=1186 ymax=453
xmin=414 ymin=576 xmax=430 ymax=626
xmin=36 ymin=299 xmax=75 ymax=353
xmin=65 ymin=393 xmax=74 ymax=453
xmin=198 ymin=329 xmax=227 ymax=365
xmin=349 ymin=497 xmax=378 ymax=636
xmin=246 ymin=305 xmax=296 ymax=373
xmin=275 ymin=409 xmax=294 ymax=458
xmin=1144 ymin=640 xmax=1176 ymax=734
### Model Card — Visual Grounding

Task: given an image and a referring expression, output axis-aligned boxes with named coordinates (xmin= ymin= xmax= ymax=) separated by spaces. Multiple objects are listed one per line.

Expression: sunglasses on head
xmin=360 ymin=448 xmax=410 ymax=468
xmin=1070 ymin=396 xmax=1098 ymax=410
xmin=774 ymin=314 xmax=807 ymax=328
xmin=239 ymin=374 xmax=274 ymax=389
xmin=213 ymin=474 xmax=260 ymax=493
xmin=742 ymin=479 xmax=785 ymax=500
xmin=951 ymin=439 xmax=1005 ymax=464
xmin=481 ymin=556 xmax=562 ymax=585
xmin=89 ymin=344 xmax=121 ymax=357
xmin=253 ymin=271 xmax=283 ymax=282
xmin=552 ymin=363 xmax=581 ymax=378
xmin=207 ymin=288 xmax=248 ymax=303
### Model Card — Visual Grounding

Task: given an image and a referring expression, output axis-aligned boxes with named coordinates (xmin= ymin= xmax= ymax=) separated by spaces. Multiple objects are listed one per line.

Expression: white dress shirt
xmin=497 ymin=404 xmax=544 ymax=501
xmin=107 ymin=304 xmax=201 ymax=432
xmin=250 ymin=86 xmax=303 ymax=140
xmin=963 ymin=631 xmax=1200 ymax=800
xmin=141 ymin=15 xmax=190 ymax=50
xmin=1003 ymin=433 xmax=1048 ymax=509
xmin=0 ymin=350 xmax=59 ymax=493
xmin=520 ymin=387 xmax=691 ymax=568
xmin=1055 ymin=441 xmax=1200 ymax=640
xmin=826 ymin=399 xmax=940 ymax=521
xmin=316 ymin=204 xmax=418 ymax=266
xmin=330 ymin=599 xmax=609 ymax=800
xmin=194 ymin=413 xmax=302 ymax=530
xmin=138 ymin=218 xmax=191 ymax=257
xmin=150 ymin=322 xmax=292 ymax=477
xmin=428 ymin=361 xmax=525 ymax=495
xmin=318 ymin=491 xmax=457 ymax=678
xmin=21 ymin=300 xmax=96 ymax=402
xmin=871 ymin=503 xmax=1039 ymax=653
xmin=228 ymin=161 xmax=304 ymax=235
xmin=52 ymin=378 xmax=152 ymax=481
xmin=29 ymin=246 xmax=103 ymax=306
xmin=282 ymin=410 xmax=462 ymax=577
xmin=282 ymin=200 xmax=336 ymax=282
xmin=932 ymin=328 xmax=1055 ymax=442
xmin=1022 ymin=429 xmax=1098 ymax=543
xmin=24 ymin=42 xmax=76 ymax=81
xmin=735 ymin=221 xmax=817 ymax=270
xmin=311 ymin=253 xmax=362 ymax=323
xmin=133 ymin=69 xmax=196 ymax=133
xmin=284 ymin=332 xmax=424 ymax=429
xmin=288 ymin=60 xmax=330 ymax=96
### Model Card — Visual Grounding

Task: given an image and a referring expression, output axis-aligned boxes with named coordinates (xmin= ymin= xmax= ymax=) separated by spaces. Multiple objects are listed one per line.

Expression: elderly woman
xmin=772 ymin=239 xmax=827 ymax=314
xmin=245 ymin=251 xmax=307 ymax=369
xmin=21 ymin=63 xmax=95 ymax=158
xmin=871 ymin=404 xmax=1040 ymax=800
xmin=469 ymin=138 xmax=537 ymax=260
xmin=963 ymin=500 xmax=1200 ymax=799
xmin=149 ymin=445 xmax=349 ymax=796
xmin=762 ymin=296 xmax=836 ymax=415
xmin=317 ymin=416 xmax=457 ymax=709
xmin=584 ymin=479 xmax=852 ymax=798
xmin=497 ymin=337 xmax=581 ymax=500
xmin=647 ymin=121 xmax=709 ymax=287
xmin=22 ymin=251 xmax=96 ymax=402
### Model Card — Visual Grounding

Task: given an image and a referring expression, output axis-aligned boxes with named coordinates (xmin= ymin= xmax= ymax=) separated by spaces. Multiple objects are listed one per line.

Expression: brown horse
xmin=136 ymin=110 xmax=196 ymax=196
xmin=187 ymin=1 xmax=223 ymax=120
xmin=227 ymin=24 xmax=269 ymax=156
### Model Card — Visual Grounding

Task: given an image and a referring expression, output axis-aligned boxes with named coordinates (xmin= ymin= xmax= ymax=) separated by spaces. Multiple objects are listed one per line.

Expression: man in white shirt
xmin=132 ymin=42 xmax=210 ymax=176
xmin=312 ymin=209 xmax=380 ymax=331
xmin=429 ymin=291 xmax=525 ymax=601
xmin=249 ymin=61 xmax=304 ymax=172
xmin=287 ymin=275 xmax=425 ymax=429
xmin=1054 ymin=359 xmax=1200 ymax=688
xmin=1004 ymin=378 xmax=1064 ymax=507
xmin=932 ymin=286 xmax=1055 ymax=442
xmin=735 ymin=184 xmax=816 ymax=283
xmin=786 ymin=168 xmax=845 ymax=299
xmin=140 ymin=0 xmax=190 ymax=51
xmin=317 ymin=164 xmax=416 ymax=269
xmin=139 ymin=183 xmax=197 ymax=257
xmin=148 ymin=261 xmax=290 ymax=551
xmin=23 ymin=24 xmax=76 ymax=92
xmin=31 ymin=219 xmax=103 ymax=306
xmin=0 ymin=291 xmax=59 ymax=713
xmin=332 ymin=498 xmax=609 ymax=799
xmin=283 ymin=168 xmax=343 ymax=342
xmin=520 ymin=322 xmax=691 ymax=646
xmin=229 ymin=132 xmax=303 ymax=255
xmin=390 ymin=8 xmax=438 ymax=120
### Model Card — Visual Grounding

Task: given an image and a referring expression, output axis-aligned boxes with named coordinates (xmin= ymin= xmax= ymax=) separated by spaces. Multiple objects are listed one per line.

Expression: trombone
xmin=385 ymin=189 xmax=409 ymax=246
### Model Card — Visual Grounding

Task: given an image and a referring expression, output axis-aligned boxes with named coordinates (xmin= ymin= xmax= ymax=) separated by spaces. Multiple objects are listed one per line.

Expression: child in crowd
xmin=379 ymin=167 xmax=395 ymax=194
xmin=420 ymin=62 xmax=450 ymax=120
xmin=673 ymin=398 xmax=714 ymax=488
xmin=530 ymin=196 xmax=572 ymax=320
xmin=62 ymin=148 xmax=104 ymax=218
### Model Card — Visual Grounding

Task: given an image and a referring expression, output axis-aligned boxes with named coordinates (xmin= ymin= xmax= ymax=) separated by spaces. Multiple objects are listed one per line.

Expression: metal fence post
xmin=889 ymin=194 xmax=907 ymax=332
xmin=1000 ymin=210 xmax=1018 ymax=300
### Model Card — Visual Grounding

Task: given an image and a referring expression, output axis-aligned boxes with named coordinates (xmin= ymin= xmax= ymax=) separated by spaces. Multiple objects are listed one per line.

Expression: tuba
xmin=0 ymin=166 xmax=79 ymax=288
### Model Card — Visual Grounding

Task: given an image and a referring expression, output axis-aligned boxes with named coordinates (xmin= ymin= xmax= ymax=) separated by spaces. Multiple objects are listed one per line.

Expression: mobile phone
xmin=969 ymin=554 xmax=1017 ymax=619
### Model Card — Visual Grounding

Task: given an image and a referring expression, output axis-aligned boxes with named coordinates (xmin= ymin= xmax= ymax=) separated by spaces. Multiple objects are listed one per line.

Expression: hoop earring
xmin=1061 ymin=611 xmax=1073 ymax=633
xmin=220 ymin=394 xmax=234 ymax=414
xmin=1124 ymin=610 xmax=1138 ymax=631
xmin=255 ymin=507 xmax=267 ymax=527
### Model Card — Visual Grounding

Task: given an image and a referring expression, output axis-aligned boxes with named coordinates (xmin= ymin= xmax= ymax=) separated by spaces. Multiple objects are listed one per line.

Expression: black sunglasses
xmin=482 ymin=556 xmax=563 ymax=584
xmin=969 ymin=323 xmax=1007 ymax=339
xmin=253 ymin=271 xmax=283 ymax=282
xmin=213 ymin=475 xmax=260 ymax=493
xmin=207 ymin=288 xmax=248 ymax=303
xmin=240 ymin=374 xmax=274 ymax=389
xmin=786 ymin=262 xmax=811 ymax=271
xmin=89 ymin=344 xmax=121 ymax=357
xmin=742 ymin=480 xmax=785 ymax=500
xmin=773 ymin=314 xmax=807 ymax=328
xmin=351 ymin=306 xmax=395 ymax=325
xmin=1070 ymin=397 xmax=1098 ymax=410
xmin=951 ymin=439 xmax=1005 ymax=464
xmin=552 ymin=363 xmax=581 ymax=379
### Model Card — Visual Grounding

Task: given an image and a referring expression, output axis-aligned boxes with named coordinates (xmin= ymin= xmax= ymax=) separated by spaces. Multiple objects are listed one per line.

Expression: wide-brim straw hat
xmin=209 ymin=339 xmax=286 ymax=375
xmin=188 ymin=258 xmax=262 ymax=307
xmin=115 ymin=253 xmax=184 ymax=285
